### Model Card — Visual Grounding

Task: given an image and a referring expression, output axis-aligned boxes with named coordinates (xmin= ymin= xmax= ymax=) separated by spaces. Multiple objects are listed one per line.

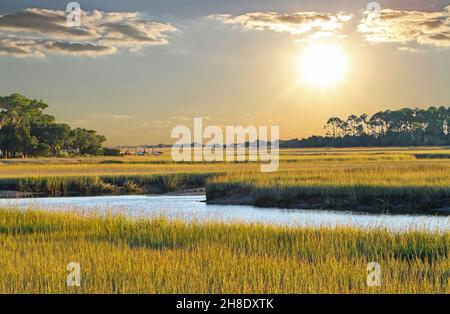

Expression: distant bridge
xmin=116 ymin=146 xmax=163 ymax=156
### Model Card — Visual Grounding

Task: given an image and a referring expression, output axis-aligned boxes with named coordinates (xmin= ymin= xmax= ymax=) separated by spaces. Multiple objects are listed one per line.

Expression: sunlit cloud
xmin=63 ymin=119 xmax=87 ymax=126
xmin=44 ymin=41 xmax=117 ymax=56
xmin=141 ymin=120 xmax=171 ymax=129
xmin=0 ymin=8 xmax=177 ymax=57
xmin=93 ymin=114 xmax=134 ymax=120
xmin=168 ymin=116 xmax=191 ymax=122
xmin=358 ymin=5 xmax=450 ymax=48
xmin=398 ymin=46 xmax=420 ymax=53
xmin=0 ymin=38 xmax=45 ymax=58
xmin=208 ymin=11 xmax=352 ymax=41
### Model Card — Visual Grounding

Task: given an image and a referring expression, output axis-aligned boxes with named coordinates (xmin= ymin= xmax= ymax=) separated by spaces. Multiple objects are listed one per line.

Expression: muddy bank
xmin=0 ymin=191 xmax=40 ymax=198
xmin=164 ymin=188 xmax=205 ymax=196
xmin=205 ymin=187 xmax=450 ymax=215
xmin=2 ymin=173 xmax=449 ymax=216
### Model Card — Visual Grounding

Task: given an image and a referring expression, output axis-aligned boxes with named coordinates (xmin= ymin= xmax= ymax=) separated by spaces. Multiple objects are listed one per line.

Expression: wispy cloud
xmin=0 ymin=38 xmax=45 ymax=58
xmin=93 ymin=114 xmax=134 ymax=120
xmin=141 ymin=120 xmax=171 ymax=129
xmin=0 ymin=8 xmax=177 ymax=57
xmin=63 ymin=119 xmax=87 ymax=126
xmin=140 ymin=116 xmax=211 ymax=129
xmin=208 ymin=11 xmax=352 ymax=41
xmin=358 ymin=6 xmax=450 ymax=48
xmin=168 ymin=116 xmax=191 ymax=122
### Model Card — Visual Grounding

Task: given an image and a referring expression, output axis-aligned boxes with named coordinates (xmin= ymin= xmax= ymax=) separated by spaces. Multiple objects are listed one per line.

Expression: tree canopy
xmin=280 ymin=106 xmax=450 ymax=148
xmin=2 ymin=94 xmax=448 ymax=155
xmin=0 ymin=94 xmax=107 ymax=158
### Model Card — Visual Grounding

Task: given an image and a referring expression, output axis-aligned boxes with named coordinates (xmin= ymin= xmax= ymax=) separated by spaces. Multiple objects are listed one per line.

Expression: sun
xmin=298 ymin=43 xmax=349 ymax=88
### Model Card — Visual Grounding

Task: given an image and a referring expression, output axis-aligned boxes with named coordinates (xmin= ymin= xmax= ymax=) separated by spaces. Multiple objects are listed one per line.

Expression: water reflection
xmin=0 ymin=195 xmax=448 ymax=232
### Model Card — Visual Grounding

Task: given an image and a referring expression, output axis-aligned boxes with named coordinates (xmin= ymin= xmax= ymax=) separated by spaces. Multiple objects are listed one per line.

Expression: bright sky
xmin=0 ymin=0 xmax=449 ymax=145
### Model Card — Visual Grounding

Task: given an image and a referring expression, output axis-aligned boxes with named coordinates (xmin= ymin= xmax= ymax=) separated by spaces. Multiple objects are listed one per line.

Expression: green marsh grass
xmin=1 ymin=148 xmax=449 ymax=212
xmin=0 ymin=209 xmax=448 ymax=293
xmin=0 ymin=173 xmax=217 ymax=196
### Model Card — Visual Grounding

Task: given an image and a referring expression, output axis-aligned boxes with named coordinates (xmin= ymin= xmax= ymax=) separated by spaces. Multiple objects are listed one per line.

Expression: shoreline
xmin=206 ymin=198 xmax=450 ymax=215
xmin=1 ymin=187 xmax=450 ymax=216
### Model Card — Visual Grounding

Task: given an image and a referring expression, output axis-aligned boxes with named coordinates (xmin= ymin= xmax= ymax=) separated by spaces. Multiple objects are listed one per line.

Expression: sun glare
xmin=298 ymin=43 xmax=348 ymax=88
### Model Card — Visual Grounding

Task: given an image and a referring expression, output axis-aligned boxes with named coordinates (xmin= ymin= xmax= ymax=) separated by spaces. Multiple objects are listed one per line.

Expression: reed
xmin=1 ymin=148 xmax=449 ymax=213
xmin=0 ymin=173 xmax=217 ymax=196
xmin=0 ymin=209 xmax=448 ymax=293
xmin=206 ymin=159 xmax=450 ymax=212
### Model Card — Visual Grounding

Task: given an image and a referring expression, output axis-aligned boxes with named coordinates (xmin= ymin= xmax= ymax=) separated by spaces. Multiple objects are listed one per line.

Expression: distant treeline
xmin=0 ymin=94 xmax=110 ymax=158
xmin=3 ymin=93 xmax=449 ymax=157
xmin=281 ymin=106 xmax=450 ymax=148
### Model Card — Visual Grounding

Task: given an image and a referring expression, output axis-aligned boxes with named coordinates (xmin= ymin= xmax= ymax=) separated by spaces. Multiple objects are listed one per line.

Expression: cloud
xmin=0 ymin=38 xmax=45 ymax=57
xmin=208 ymin=11 xmax=352 ymax=41
xmin=44 ymin=41 xmax=117 ymax=56
xmin=398 ymin=46 xmax=420 ymax=53
xmin=0 ymin=8 xmax=177 ymax=57
xmin=358 ymin=5 xmax=450 ymax=48
xmin=141 ymin=116 xmax=210 ymax=129
xmin=93 ymin=114 xmax=134 ymax=120
xmin=168 ymin=116 xmax=191 ymax=122
xmin=141 ymin=120 xmax=171 ymax=129
xmin=64 ymin=119 xmax=87 ymax=126
xmin=110 ymin=114 xmax=133 ymax=120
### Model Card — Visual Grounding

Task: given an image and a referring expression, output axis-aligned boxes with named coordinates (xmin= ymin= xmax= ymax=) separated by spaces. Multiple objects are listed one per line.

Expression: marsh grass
xmin=0 ymin=173 xmax=217 ymax=196
xmin=1 ymin=149 xmax=449 ymax=213
xmin=206 ymin=160 xmax=450 ymax=212
xmin=0 ymin=209 xmax=448 ymax=293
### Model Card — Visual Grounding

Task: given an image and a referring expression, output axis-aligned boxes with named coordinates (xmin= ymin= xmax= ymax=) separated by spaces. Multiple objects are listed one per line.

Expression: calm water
xmin=0 ymin=195 xmax=448 ymax=232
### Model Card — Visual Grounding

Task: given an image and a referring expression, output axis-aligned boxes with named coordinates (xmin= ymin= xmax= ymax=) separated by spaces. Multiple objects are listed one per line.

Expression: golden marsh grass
xmin=1 ymin=148 xmax=449 ymax=212
xmin=0 ymin=209 xmax=448 ymax=293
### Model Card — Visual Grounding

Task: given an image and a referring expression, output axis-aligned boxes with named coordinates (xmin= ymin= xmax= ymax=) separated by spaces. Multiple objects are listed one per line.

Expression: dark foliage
xmin=0 ymin=94 xmax=107 ymax=157
xmin=280 ymin=106 xmax=450 ymax=148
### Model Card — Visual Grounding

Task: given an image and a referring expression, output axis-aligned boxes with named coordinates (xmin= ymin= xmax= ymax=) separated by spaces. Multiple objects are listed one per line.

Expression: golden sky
xmin=0 ymin=1 xmax=449 ymax=145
